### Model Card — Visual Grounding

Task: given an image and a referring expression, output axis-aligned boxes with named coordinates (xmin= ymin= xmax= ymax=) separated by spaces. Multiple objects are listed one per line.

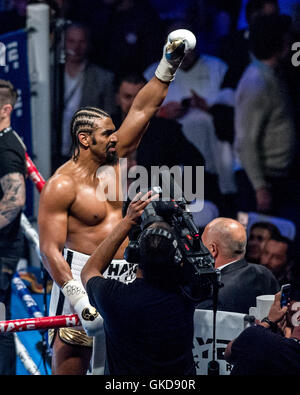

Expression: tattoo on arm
xmin=0 ymin=172 xmax=26 ymax=229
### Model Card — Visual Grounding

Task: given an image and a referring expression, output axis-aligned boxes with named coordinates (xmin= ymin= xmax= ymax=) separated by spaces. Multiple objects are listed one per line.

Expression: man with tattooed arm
xmin=0 ymin=80 xmax=26 ymax=375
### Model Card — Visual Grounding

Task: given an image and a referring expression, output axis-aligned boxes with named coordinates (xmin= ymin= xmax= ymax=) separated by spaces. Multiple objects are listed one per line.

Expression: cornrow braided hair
xmin=70 ymin=106 xmax=111 ymax=161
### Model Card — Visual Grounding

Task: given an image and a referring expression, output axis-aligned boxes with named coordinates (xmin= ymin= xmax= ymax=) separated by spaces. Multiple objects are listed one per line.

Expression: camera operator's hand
xmin=125 ymin=191 xmax=159 ymax=225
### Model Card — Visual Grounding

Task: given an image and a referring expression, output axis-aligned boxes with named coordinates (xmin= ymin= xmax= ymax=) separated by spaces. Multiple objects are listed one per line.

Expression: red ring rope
xmin=25 ymin=152 xmax=46 ymax=193
xmin=0 ymin=314 xmax=80 ymax=333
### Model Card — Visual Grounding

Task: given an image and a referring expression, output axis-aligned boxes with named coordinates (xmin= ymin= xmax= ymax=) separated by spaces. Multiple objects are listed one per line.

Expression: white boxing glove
xmin=155 ymin=29 xmax=196 ymax=83
xmin=61 ymin=279 xmax=104 ymax=337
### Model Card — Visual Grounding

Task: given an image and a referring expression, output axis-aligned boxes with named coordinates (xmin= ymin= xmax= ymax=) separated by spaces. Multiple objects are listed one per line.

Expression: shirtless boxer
xmin=38 ymin=29 xmax=196 ymax=375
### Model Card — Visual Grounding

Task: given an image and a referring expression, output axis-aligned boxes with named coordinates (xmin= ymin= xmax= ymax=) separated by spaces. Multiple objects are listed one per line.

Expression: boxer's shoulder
xmin=47 ymin=161 xmax=80 ymax=191
xmin=41 ymin=171 xmax=76 ymax=207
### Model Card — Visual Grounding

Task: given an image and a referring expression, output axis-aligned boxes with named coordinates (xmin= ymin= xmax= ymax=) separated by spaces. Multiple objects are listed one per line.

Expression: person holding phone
xmin=224 ymin=275 xmax=300 ymax=375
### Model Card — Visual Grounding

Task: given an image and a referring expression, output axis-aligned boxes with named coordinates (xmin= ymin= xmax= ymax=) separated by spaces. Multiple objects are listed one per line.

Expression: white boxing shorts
xmin=48 ymin=248 xmax=137 ymax=347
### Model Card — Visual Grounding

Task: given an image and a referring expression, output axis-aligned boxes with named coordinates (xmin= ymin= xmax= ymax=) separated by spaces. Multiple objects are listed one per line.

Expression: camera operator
xmin=81 ymin=191 xmax=197 ymax=375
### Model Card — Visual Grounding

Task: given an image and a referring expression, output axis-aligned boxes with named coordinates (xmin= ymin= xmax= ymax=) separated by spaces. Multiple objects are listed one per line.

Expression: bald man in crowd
xmin=197 ymin=218 xmax=279 ymax=314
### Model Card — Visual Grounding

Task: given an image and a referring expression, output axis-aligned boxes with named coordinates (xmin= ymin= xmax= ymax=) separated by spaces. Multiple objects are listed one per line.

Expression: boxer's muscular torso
xmin=38 ymin=157 xmax=128 ymax=287
xmin=57 ymin=160 xmax=127 ymax=258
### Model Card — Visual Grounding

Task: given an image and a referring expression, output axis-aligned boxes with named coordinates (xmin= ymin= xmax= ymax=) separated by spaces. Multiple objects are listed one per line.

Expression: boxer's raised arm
xmin=38 ymin=174 xmax=76 ymax=287
xmin=116 ymin=76 xmax=168 ymax=157
xmin=116 ymin=29 xmax=196 ymax=158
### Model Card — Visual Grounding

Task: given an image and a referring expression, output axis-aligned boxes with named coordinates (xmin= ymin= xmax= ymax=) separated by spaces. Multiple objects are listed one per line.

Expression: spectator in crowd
xmin=246 ymin=221 xmax=281 ymax=264
xmin=188 ymin=1 xmax=280 ymax=217
xmin=210 ymin=0 xmax=280 ymax=154
xmin=55 ymin=22 xmax=116 ymax=167
xmin=225 ymin=280 xmax=300 ymax=375
xmin=234 ymin=14 xmax=296 ymax=215
xmin=111 ymin=72 xmax=206 ymax=198
xmin=197 ymin=217 xmax=279 ymax=314
xmin=81 ymin=192 xmax=196 ymax=375
xmin=260 ymin=234 xmax=295 ymax=286
xmin=0 ymin=80 xmax=27 ymax=374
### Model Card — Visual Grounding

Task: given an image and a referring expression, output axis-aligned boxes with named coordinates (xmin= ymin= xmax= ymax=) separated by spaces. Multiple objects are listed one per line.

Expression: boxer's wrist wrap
xmin=62 ymin=279 xmax=103 ymax=336
xmin=61 ymin=279 xmax=87 ymax=307
xmin=155 ymin=40 xmax=185 ymax=82
xmin=155 ymin=29 xmax=196 ymax=83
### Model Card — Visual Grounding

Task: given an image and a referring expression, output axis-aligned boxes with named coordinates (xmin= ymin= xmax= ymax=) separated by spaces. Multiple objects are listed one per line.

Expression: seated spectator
xmin=260 ymin=234 xmax=296 ymax=286
xmin=246 ymin=221 xmax=281 ymax=264
xmin=225 ymin=278 xmax=300 ymax=375
xmin=197 ymin=217 xmax=279 ymax=314
xmin=54 ymin=22 xmax=116 ymax=168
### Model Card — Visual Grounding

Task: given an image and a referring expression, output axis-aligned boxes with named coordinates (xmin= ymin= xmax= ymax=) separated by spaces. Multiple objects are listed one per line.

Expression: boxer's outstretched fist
xmin=155 ymin=29 xmax=196 ymax=83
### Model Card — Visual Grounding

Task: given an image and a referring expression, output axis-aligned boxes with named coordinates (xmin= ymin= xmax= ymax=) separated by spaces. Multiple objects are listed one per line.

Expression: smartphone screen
xmin=280 ymin=284 xmax=291 ymax=307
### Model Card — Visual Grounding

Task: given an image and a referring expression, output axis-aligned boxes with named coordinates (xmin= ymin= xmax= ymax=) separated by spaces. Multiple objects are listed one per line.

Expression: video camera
xmin=123 ymin=171 xmax=220 ymax=302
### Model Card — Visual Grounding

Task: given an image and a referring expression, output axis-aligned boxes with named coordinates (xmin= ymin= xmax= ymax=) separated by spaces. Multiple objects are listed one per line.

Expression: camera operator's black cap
xmin=139 ymin=227 xmax=179 ymax=269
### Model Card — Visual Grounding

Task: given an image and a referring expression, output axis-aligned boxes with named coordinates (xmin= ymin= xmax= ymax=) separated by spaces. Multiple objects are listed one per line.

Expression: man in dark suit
xmin=197 ymin=217 xmax=279 ymax=314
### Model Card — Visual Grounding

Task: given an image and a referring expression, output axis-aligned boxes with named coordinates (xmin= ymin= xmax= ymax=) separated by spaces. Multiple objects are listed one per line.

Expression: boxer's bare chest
xmin=68 ymin=165 xmax=123 ymax=227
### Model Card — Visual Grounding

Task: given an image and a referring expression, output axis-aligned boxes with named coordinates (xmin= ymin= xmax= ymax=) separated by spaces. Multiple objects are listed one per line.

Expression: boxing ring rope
xmin=25 ymin=152 xmax=45 ymax=193
xmin=0 ymin=314 xmax=80 ymax=334
xmin=10 ymin=259 xmax=79 ymax=375
xmin=11 ymin=271 xmax=80 ymax=332
xmin=14 ymin=333 xmax=41 ymax=375
xmin=12 ymin=272 xmax=44 ymax=320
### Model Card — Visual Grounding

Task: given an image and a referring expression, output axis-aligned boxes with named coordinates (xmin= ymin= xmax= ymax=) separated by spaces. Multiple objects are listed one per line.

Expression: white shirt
xmin=144 ymin=54 xmax=228 ymax=106
xmin=217 ymin=259 xmax=240 ymax=271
